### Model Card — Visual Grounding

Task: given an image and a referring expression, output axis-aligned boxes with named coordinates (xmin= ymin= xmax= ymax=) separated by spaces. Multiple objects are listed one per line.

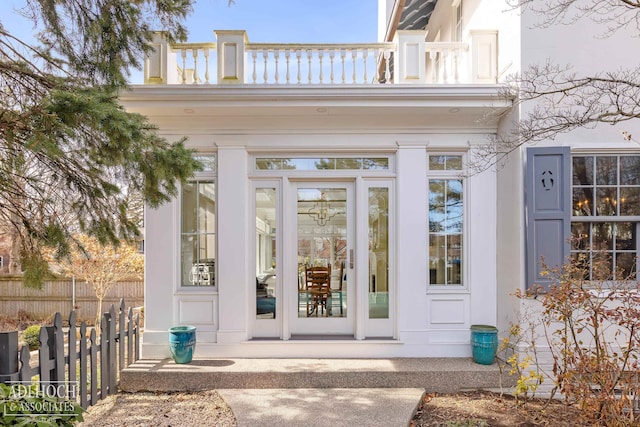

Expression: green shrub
xmin=0 ymin=383 xmax=83 ymax=426
xmin=23 ymin=325 xmax=42 ymax=351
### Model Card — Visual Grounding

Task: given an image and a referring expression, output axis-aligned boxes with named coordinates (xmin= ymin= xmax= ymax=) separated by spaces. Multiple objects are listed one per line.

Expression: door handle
xmin=349 ymin=249 xmax=354 ymax=269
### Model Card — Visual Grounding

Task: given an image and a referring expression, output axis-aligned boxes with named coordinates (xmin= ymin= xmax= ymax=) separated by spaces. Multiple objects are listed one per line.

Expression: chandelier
xmin=307 ymin=192 xmax=337 ymax=226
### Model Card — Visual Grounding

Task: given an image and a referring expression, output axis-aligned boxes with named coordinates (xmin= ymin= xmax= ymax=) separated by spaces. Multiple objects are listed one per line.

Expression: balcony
xmin=144 ymin=30 xmax=498 ymax=86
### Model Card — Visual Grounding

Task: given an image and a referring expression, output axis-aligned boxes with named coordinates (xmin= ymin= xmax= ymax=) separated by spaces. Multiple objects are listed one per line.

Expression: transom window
xmin=428 ymin=154 xmax=464 ymax=286
xmin=571 ymin=155 xmax=640 ymax=280
xmin=255 ymin=157 xmax=389 ymax=171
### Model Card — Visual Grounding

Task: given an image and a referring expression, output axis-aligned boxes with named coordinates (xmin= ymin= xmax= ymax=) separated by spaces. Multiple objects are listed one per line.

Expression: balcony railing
xmin=144 ymin=30 xmax=498 ymax=86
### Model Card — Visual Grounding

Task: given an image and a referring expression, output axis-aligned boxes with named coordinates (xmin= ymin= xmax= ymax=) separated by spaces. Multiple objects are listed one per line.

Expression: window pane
xmin=369 ymin=188 xmax=389 ymax=319
xmin=573 ymin=188 xmax=593 ymax=216
xmin=616 ymin=223 xmax=635 ymax=250
xmin=592 ymin=223 xmax=613 ymax=250
xmin=198 ymin=183 xmax=216 ymax=233
xmin=256 ymin=188 xmax=277 ymax=319
xmin=429 ymin=155 xmax=462 ymax=171
xmin=572 ymin=156 xmax=593 ymax=186
xmin=429 ymin=180 xmax=446 ymax=232
xmin=620 ymin=188 xmax=640 ymax=216
xmin=336 ymin=158 xmax=362 ymax=170
xmin=429 ymin=178 xmax=463 ymax=286
xmin=255 ymin=158 xmax=282 ymax=170
xmin=445 ymin=155 xmax=463 ymax=170
xmin=429 ymin=235 xmax=446 ymax=285
xmin=596 ymin=156 xmax=617 ymax=185
xmin=362 ymin=158 xmax=389 ymax=170
xmin=181 ymin=183 xmax=197 ymax=233
xmin=616 ymin=252 xmax=636 ymax=280
xmin=445 ymin=180 xmax=463 ymax=232
xmin=596 ymin=187 xmax=617 ymax=216
xmin=447 ymin=234 xmax=462 ymax=285
xmin=429 ymin=156 xmax=446 ymax=170
xmin=181 ymin=180 xmax=216 ymax=286
xmin=571 ymin=222 xmax=590 ymax=250
xmin=620 ymin=156 xmax=640 ymax=185
xmin=193 ymin=154 xmax=216 ymax=172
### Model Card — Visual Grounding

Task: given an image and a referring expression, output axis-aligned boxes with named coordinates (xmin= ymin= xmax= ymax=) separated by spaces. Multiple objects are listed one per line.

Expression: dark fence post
xmin=108 ymin=305 xmax=117 ymax=394
xmin=68 ymin=311 xmax=77 ymax=400
xmin=18 ymin=346 xmax=34 ymax=382
xmin=118 ymin=299 xmax=125 ymax=373
xmin=100 ymin=314 xmax=108 ymax=400
xmin=127 ymin=307 xmax=134 ymax=367
xmin=134 ymin=314 xmax=140 ymax=362
xmin=0 ymin=331 xmax=19 ymax=383
xmin=90 ymin=328 xmax=97 ymax=406
xmin=52 ymin=313 xmax=65 ymax=397
xmin=39 ymin=326 xmax=52 ymax=384
xmin=79 ymin=322 xmax=88 ymax=409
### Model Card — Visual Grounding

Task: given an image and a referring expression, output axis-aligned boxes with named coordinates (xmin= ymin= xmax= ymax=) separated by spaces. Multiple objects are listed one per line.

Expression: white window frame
xmin=427 ymin=153 xmax=466 ymax=289
xmin=179 ymin=154 xmax=217 ymax=290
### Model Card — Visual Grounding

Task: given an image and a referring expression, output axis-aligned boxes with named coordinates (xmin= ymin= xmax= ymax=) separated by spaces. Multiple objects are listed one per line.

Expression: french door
xmin=252 ymin=178 xmax=393 ymax=339
xmin=289 ymin=182 xmax=355 ymax=336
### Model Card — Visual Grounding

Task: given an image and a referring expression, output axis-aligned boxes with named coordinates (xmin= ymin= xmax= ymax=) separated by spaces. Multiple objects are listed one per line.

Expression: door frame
xmin=287 ymin=180 xmax=356 ymax=337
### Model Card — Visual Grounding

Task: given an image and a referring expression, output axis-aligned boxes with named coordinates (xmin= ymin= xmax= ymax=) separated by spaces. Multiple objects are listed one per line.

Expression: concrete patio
xmin=119 ymin=357 xmax=506 ymax=392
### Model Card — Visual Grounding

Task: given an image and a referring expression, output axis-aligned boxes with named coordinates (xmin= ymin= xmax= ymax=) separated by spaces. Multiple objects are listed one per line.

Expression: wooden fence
xmin=0 ymin=299 xmax=140 ymax=409
xmin=0 ymin=277 xmax=143 ymax=322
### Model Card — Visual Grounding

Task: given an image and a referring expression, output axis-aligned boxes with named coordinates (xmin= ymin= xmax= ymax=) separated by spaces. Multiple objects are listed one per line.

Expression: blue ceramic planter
xmin=169 ymin=326 xmax=196 ymax=364
xmin=470 ymin=324 xmax=498 ymax=365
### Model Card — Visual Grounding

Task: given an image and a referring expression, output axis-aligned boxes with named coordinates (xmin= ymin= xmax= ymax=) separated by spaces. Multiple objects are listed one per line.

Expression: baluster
xmin=274 ymin=49 xmax=280 ymax=83
xmin=296 ymin=50 xmax=302 ymax=84
xmin=307 ymin=49 xmax=313 ymax=83
xmin=204 ymin=47 xmax=210 ymax=83
xmin=384 ymin=49 xmax=392 ymax=83
xmin=263 ymin=50 xmax=269 ymax=83
xmin=329 ymin=50 xmax=335 ymax=84
xmin=374 ymin=48 xmax=381 ymax=83
xmin=181 ymin=49 xmax=187 ymax=84
xmin=363 ymin=48 xmax=369 ymax=83
xmin=318 ymin=50 xmax=324 ymax=83
xmin=429 ymin=50 xmax=438 ymax=83
xmin=452 ymin=49 xmax=460 ymax=83
xmin=192 ymin=48 xmax=199 ymax=84
xmin=351 ymin=49 xmax=358 ymax=83
xmin=442 ymin=50 xmax=449 ymax=83
xmin=251 ymin=51 xmax=258 ymax=83
xmin=285 ymin=51 xmax=291 ymax=84
xmin=340 ymin=50 xmax=346 ymax=83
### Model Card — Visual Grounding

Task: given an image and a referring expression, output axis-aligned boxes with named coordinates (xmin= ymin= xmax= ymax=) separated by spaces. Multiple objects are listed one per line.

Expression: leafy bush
xmin=516 ymin=254 xmax=640 ymax=424
xmin=23 ymin=325 xmax=42 ymax=351
xmin=0 ymin=383 xmax=83 ymax=426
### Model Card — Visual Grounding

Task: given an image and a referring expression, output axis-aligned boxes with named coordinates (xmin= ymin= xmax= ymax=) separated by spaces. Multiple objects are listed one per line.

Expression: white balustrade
xmin=245 ymin=43 xmax=395 ymax=85
xmin=425 ymin=42 xmax=469 ymax=84
xmin=144 ymin=30 xmax=496 ymax=85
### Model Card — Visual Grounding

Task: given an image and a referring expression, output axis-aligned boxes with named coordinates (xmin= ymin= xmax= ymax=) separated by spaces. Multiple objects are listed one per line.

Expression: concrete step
xmin=120 ymin=358 xmax=507 ymax=392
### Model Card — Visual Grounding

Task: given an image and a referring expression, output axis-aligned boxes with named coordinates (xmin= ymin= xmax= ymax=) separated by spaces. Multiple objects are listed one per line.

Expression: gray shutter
xmin=525 ymin=146 xmax=571 ymax=291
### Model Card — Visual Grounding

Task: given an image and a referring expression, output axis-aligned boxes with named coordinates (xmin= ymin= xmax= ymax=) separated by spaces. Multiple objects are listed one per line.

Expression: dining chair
xmin=304 ymin=265 xmax=331 ymax=317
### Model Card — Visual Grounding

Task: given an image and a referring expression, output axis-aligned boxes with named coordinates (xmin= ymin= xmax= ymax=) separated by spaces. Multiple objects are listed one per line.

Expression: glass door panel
xmin=291 ymin=183 xmax=354 ymax=336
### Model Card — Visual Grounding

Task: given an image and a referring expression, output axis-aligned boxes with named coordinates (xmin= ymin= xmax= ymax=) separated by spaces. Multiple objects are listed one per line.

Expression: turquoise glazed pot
xmin=470 ymin=324 xmax=498 ymax=365
xmin=168 ymin=326 xmax=196 ymax=364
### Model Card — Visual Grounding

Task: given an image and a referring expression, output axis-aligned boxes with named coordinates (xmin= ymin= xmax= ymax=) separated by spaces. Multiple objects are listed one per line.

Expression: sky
xmin=0 ymin=0 xmax=379 ymax=83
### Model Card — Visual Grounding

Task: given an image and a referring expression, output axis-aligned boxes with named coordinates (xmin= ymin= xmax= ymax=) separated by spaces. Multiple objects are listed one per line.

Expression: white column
xmin=215 ymin=30 xmax=248 ymax=84
xmin=144 ymin=32 xmax=177 ymax=84
xmin=393 ymin=30 xmax=427 ymax=84
xmin=216 ymin=145 xmax=249 ymax=343
xmin=395 ymin=142 xmax=428 ymax=338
